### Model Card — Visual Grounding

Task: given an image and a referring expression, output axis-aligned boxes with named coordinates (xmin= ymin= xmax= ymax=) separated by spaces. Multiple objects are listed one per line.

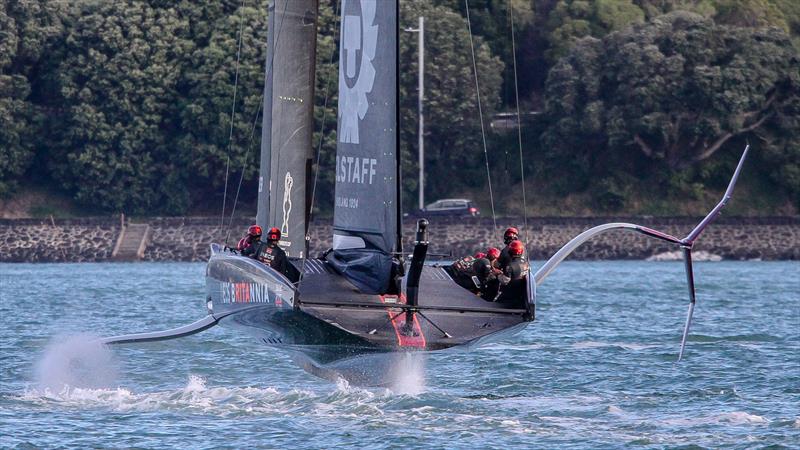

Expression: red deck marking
xmin=379 ymin=294 xmax=426 ymax=348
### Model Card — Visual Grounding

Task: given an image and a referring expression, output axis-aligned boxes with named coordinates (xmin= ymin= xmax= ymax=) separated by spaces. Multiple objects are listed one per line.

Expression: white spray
xmin=389 ymin=352 xmax=427 ymax=395
xmin=34 ymin=334 xmax=118 ymax=394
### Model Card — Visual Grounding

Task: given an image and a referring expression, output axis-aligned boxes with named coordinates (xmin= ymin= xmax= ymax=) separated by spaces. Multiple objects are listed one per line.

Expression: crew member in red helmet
xmin=502 ymin=240 xmax=528 ymax=281
xmin=254 ymin=227 xmax=289 ymax=275
xmin=238 ymin=225 xmax=263 ymax=257
xmin=497 ymin=227 xmax=520 ymax=271
xmin=496 ymin=240 xmax=529 ymax=304
xmin=486 ymin=247 xmax=501 ymax=270
xmin=475 ymin=247 xmax=503 ymax=301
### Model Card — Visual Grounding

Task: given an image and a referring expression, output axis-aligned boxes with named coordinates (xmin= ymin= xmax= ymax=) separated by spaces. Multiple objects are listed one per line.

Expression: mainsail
xmin=256 ymin=0 xmax=318 ymax=258
xmin=327 ymin=0 xmax=399 ymax=294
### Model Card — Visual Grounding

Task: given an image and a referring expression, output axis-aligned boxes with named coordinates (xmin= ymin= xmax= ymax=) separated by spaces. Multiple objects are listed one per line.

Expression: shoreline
xmin=1 ymin=216 xmax=797 ymax=263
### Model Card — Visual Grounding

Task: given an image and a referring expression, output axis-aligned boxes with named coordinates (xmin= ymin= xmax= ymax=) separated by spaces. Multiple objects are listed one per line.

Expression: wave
xmin=689 ymin=334 xmax=782 ymax=343
xmin=19 ymin=374 xmax=427 ymax=417
xmin=570 ymin=341 xmax=660 ymax=351
xmin=660 ymin=411 xmax=770 ymax=426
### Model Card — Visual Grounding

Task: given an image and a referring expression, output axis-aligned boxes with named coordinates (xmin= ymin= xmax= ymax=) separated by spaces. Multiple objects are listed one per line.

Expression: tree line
xmin=1 ymin=0 xmax=797 ymax=216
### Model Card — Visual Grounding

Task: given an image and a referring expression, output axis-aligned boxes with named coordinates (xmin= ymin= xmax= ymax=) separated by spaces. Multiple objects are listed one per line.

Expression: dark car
xmin=416 ymin=198 xmax=480 ymax=217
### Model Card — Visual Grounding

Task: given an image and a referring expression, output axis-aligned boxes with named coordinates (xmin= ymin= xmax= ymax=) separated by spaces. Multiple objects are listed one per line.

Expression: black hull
xmin=206 ymin=245 xmax=533 ymax=384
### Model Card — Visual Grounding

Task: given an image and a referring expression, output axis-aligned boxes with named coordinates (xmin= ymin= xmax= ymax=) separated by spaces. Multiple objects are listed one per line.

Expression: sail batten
xmin=327 ymin=0 xmax=399 ymax=294
xmin=256 ymin=0 xmax=318 ymax=258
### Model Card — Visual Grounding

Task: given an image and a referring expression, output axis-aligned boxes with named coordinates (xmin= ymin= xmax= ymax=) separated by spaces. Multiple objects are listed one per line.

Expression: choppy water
xmin=1 ymin=261 xmax=798 ymax=448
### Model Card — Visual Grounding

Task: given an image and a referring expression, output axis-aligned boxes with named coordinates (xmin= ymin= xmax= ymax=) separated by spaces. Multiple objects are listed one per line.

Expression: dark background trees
xmin=0 ymin=0 xmax=797 ymax=216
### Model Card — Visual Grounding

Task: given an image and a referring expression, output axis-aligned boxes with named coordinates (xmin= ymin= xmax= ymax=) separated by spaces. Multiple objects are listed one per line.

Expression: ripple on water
xmin=1 ymin=261 xmax=798 ymax=448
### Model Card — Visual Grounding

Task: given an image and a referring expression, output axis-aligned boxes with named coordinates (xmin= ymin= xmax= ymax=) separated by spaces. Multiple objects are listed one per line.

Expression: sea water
xmin=1 ymin=261 xmax=798 ymax=448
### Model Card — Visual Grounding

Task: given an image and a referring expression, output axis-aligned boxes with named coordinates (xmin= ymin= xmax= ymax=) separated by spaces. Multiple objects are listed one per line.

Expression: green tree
xmin=400 ymin=0 xmax=504 ymax=205
xmin=545 ymin=0 xmax=645 ymax=62
xmin=542 ymin=11 xmax=800 ymax=205
xmin=0 ymin=0 xmax=63 ymax=196
xmin=48 ymin=1 xmax=193 ymax=213
xmin=175 ymin=1 xmax=268 ymax=207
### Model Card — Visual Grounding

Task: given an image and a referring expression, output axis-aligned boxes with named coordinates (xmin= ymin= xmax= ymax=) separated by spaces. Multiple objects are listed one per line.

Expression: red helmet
xmin=474 ymin=251 xmax=487 ymax=259
xmin=509 ymin=240 xmax=525 ymax=256
xmin=503 ymin=227 xmax=519 ymax=244
xmin=248 ymin=225 xmax=262 ymax=237
xmin=267 ymin=227 xmax=281 ymax=241
xmin=486 ymin=247 xmax=500 ymax=260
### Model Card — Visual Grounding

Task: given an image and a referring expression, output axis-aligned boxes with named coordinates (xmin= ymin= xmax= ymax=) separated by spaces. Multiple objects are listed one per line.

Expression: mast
xmin=256 ymin=3 xmax=276 ymax=229
xmin=395 ymin=0 xmax=403 ymax=256
xmin=256 ymin=1 xmax=318 ymax=258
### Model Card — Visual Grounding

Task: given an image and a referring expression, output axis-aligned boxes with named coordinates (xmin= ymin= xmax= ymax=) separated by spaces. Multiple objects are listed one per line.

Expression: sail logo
xmin=338 ymin=0 xmax=377 ymax=144
xmin=281 ymin=172 xmax=293 ymax=238
xmin=336 ymin=155 xmax=377 ymax=184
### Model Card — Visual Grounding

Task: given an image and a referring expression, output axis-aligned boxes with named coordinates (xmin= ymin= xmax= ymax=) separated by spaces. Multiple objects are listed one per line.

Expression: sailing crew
xmin=498 ymin=227 xmax=520 ymax=271
xmin=497 ymin=240 xmax=529 ymax=304
xmin=238 ymin=225 xmax=263 ymax=256
xmin=254 ymin=227 xmax=290 ymax=276
xmin=477 ymin=247 xmax=503 ymax=301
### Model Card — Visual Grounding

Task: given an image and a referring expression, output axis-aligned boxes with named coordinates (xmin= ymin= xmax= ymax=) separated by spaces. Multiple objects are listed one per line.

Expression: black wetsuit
xmin=471 ymin=257 xmax=490 ymax=295
xmin=498 ymin=245 xmax=512 ymax=271
xmin=254 ymin=240 xmax=289 ymax=276
xmin=504 ymin=257 xmax=528 ymax=281
xmin=496 ymin=256 xmax=528 ymax=305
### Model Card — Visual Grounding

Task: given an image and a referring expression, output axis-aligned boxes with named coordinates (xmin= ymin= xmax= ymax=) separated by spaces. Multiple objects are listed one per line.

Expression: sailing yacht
xmin=99 ymin=0 xmax=749 ymax=385
xmin=202 ymin=0 xmax=533 ymax=383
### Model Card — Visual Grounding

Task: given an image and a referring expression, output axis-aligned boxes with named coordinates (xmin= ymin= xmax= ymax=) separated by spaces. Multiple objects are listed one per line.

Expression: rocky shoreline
xmin=1 ymin=216 xmax=797 ymax=263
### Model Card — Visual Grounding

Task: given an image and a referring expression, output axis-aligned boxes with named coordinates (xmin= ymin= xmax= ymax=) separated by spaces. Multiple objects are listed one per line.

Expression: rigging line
xmin=464 ymin=0 xmax=498 ymax=236
xmin=222 ymin=0 xmax=291 ymax=244
xmin=220 ymin=0 xmax=249 ymax=237
xmin=509 ymin=1 xmax=528 ymax=241
xmin=299 ymin=0 xmax=342 ymax=283
xmin=224 ymin=93 xmax=264 ymax=246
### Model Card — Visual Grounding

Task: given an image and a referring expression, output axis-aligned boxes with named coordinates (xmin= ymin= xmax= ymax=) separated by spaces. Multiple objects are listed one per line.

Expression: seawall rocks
xmin=1 ymin=216 xmax=797 ymax=263
xmin=0 ymin=218 xmax=118 ymax=262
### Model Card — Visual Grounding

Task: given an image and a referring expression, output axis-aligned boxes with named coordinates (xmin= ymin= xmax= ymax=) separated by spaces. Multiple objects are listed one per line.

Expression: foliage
xmin=175 ymin=1 xmax=268 ymax=207
xmin=400 ymin=0 xmax=504 ymax=207
xmin=0 ymin=0 xmax=63 ymax=196
xmin=545 ymin=0 xmax=645 ymax=62
xmin=47 ymin=1 xmax=192 ymax=213
xmin=0 ymin=0 xmax=797 ymax=215
xmin=542 ymin=11 xmax=800 ymax=206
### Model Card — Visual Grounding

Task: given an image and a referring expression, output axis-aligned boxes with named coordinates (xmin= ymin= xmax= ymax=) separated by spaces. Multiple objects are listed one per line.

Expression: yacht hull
xmin=206 ymin=245 xmax=533 ymax=384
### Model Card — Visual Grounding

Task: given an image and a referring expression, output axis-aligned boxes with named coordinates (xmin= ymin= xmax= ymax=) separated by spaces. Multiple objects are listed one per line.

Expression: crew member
xmin=472 ymin=253 xmax=491 ymax=295
xmin=502 ymin=241 xmax=528 ymax=281
xmin=486 ymin=247 xmax=500 ymax=269
xmin=498 ymin=227 xmax=520 ymax=271
xmin=238 ymin=225 xmax=262 ymax=257
xmin=481 ymin=247 xmax=503 ymax=300
xmin=253 ymin=227 xmax=290 ymax=275
xmin=497 ymin=240 xmax=528 ymax=304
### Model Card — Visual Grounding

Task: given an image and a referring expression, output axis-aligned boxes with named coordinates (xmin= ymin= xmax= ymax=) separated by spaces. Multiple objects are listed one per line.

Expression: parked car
xmin=412 ymin=198 xmax=480 ymax=217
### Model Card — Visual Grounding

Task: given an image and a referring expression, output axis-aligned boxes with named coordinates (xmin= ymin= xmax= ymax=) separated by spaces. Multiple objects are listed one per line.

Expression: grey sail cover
xmin=256 ymin=0 xmax=318 ymax=258
xmin=327 ymin=0 xmax=398 ymax=293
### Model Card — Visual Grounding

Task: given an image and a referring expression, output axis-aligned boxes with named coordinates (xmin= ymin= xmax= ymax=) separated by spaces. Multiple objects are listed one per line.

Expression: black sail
xmin=256 ymin=0 xmax=318 ymax=258
xmin=327 ymin=0 xmax=398 ymax=293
